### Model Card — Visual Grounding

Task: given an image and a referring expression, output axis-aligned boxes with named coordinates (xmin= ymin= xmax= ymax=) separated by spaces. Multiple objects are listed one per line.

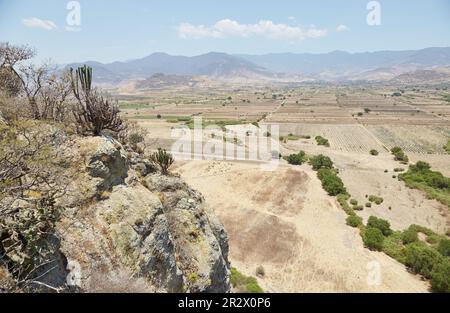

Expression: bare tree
xmin=39 ymin=70 xmax=72 ymax=121
xmin=0 ymin=42 xmax=35 ymax=68
xmin=15 ymin=63 xmax=50 ymax=119
xmin=0 ymin=67 xmax=22 ymax=97
xmin=0 ymin=42 xmax=53 ymax=120
xmin=0 ymin=120 xmax=69 ymax=292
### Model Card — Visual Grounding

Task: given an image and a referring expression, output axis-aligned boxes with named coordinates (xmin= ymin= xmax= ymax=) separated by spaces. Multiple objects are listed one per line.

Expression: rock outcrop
xmin=55 ymin=136 xmax=230 ymax=293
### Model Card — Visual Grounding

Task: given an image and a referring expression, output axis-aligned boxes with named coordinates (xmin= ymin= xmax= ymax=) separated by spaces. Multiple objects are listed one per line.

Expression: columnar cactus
xmin=69 ymin=65 xmax=124 ymax=136
xmin=70 ymin=65 xmax=92 ymax=100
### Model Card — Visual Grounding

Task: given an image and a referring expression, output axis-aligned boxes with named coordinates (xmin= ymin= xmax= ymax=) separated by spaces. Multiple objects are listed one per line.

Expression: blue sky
xmin=0 ymin=0 xmax=449 ymax=64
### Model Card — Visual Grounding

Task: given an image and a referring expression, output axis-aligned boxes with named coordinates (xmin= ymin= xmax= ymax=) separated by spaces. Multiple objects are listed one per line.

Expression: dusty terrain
xmin=174 ymin=160 xmax=430 ymax=292
xmin=128 ymin=85 xmax=449 ymax=293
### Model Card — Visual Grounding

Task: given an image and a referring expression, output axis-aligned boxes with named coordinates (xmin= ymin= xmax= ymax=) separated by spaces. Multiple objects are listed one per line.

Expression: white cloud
xmin=336 ymin=24 xmax=349 ymax=32
xmin=177 ymin=19 xmax=328 ymax=42
xmin=288 ymin=16 xmax=296 ymax=21
xmin=22 ymin=17 xmax=57 ymax=30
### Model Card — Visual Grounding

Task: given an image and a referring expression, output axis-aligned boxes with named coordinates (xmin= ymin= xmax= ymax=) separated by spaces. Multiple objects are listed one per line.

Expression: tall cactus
xmin=70 ymin=64 xmax=92 ymax=99
xmin=69 ymin=65 xmax=124 ymax=136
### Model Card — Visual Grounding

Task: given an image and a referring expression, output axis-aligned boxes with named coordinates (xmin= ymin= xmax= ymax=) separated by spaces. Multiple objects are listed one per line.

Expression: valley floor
xmin=174 ymin=160 xmax=431 ymax=293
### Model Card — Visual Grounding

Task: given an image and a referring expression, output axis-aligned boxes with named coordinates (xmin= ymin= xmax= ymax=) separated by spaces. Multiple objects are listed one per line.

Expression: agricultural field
xmin=124 ymin=84 xmax=449 ymax=292
xmin=366 ymin=125 xmax=450 ymax=154
xmin=124 ymin=85 xmax=450 ymax=157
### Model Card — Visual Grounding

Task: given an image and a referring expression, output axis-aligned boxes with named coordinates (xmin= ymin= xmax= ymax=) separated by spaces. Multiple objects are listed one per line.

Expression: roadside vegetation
xmin=399 ymin=161 xmax=450 ymax=207
xmin=283 ymin=151 xmax=307 ymax=165
xmin=279 ymin=133 xmax=301 ymax=142
xmin=185 ymin=119 xmax=249 ymax=130
xmin=309 ymin=154 xmax=333 ymax=170
xmin=305 ymin=152 xmax=450 ymax=292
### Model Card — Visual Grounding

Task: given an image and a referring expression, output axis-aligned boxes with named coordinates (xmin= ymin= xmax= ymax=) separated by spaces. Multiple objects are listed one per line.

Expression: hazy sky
xmin=1 ymin=0 xmax=449 ymax=63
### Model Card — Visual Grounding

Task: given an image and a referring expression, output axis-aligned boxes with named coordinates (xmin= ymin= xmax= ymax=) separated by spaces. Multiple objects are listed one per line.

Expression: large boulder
xmin=56 ymin=136 xmax=230 ymax=293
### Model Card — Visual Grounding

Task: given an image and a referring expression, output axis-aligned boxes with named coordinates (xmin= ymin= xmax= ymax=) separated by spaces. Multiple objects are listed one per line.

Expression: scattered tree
xmin=283 ymin=151 xmax=307 ymax=165
xmin=309 ymin=154 xmax=333 ymax=170
xmin=367 ymin=216 xmax=392 ymax=236
xmin=363 ymin=227 xmax=385 ymax=251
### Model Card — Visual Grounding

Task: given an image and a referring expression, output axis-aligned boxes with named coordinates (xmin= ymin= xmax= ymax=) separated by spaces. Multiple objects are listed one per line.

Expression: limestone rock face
xmin=56 ymin=136 xmax=230 ymax=293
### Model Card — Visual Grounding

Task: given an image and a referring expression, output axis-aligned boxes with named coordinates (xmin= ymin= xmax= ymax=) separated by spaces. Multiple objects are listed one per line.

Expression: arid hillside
xmin=175 ymin=160 xmax=431 ymax=292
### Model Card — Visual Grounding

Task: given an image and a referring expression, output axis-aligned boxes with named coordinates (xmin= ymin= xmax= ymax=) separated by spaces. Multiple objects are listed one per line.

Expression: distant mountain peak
xmin=65 ymin=47 xmax=450 ymax=84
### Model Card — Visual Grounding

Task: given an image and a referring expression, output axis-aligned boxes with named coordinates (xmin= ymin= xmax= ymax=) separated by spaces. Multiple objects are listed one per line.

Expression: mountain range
xmin=66 ymin=47 xmax=450 ymax=84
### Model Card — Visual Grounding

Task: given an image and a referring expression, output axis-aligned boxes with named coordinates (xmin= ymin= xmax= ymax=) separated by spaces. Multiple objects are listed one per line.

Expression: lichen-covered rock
xmin=86 ymin=136 xmax=128 ymax=190
xmin=143 ymin=174 xmax=230 ymax=292
xmin=55 ymin=136 xmax=230 ymax=293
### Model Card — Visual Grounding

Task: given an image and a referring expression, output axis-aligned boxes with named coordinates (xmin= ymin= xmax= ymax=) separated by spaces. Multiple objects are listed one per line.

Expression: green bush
xmin=365 ymin=202 xmax=372 ymax=208
xmin=444 ymin=140 xmax=450 ymax=154
xmin=350 ymin=199 xmax=358 ymax=206
xmin=370 ymin=149 xmax=379 ymax=156
xmin=426 ymin=235 xmax=440 ymax=245
xmin=230 ymin=267 xmax=263 ymax=293
xmin=367 ymin=216 xmax=393 ymax=236
xmin=363 ymin=227 xmax=385 ymax=251
xmin=283 ymin=151 xmax=307 ymax=165
xmin=368 ymin=195 xmax=384 ymax=205
xmin=337 ymin=194 xmax=355 ymax=216
xmin=391 ymin=147 xmax=409 ymax=163
xmin=408 ymin=224 xmax=435 ymax=237
xmin=405 ymin=242 xmax=443 ymax=279
xmin=346 ymin=215 xmax=363 ymax=228
xmin=399 ymin=162 xmax=450 ymax=207
xmin=402 ymin=227 xmax=419 ymax=245
xmin=315 ymin=136 xmax=330 ymax=147
xmin=309 ymin=154 xmax=334 ymax=170
xmin=286 ymin=133 xmax=300 ymax=141
xmin=317 ymin=169 xmax=347 ymax=196
xmin=438 ymin=239 xmax=450 ymax=257
xmin=383 ymin=232 xmax=407 ymax=264
xmin=431 ymin=260 xmax=450 ymax=293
